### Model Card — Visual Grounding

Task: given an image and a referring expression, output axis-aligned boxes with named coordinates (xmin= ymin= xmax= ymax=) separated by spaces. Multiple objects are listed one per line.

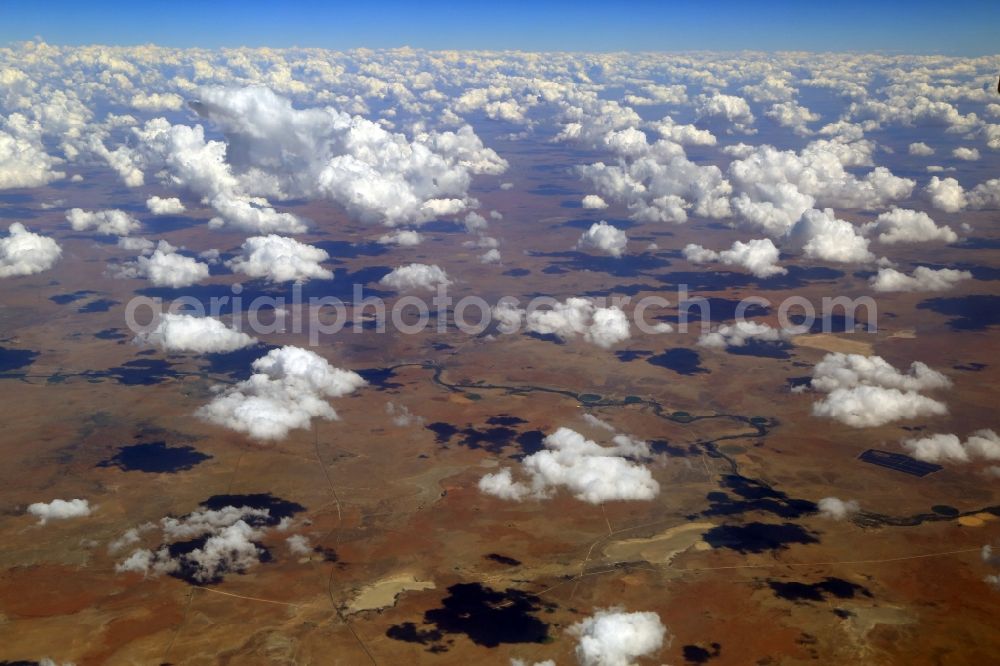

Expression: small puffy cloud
xmin=581 ymin=194 xmax=608 ymax=209
xmin=952 ymin=147 xmax=980 ymax=161
xmin=379 ymin=263 xmax=451 ymax=291
xmin=118 ymin=236 xmax=155 ymax=253
xmin=130 ymin=92 xmax=184 ymax=111
xmin=863 ymin=208 xmax=956 ymax=244
xmin=133 ymin=313 xmax=257 ymax=353
xmin=792 ymin=208 xmax=874 ymax=264
xmin=146 ymin=196 xmax=185 ymax=215
xmin=197 ymin=346 xmax=366 ymax=440
xmin=765 ymin=101 xmax=820 ymax=135
xmin=698 ymin=321 xmax=791 ymax=349
xmin=115 ymin=241 xmax=210 ymax=288
xmin=67 ymin=208 xmax=140 ymax=236
xmin=479 ymin=427 xmax=659 ymax=504
xmin=386 ymin=401 xmax=423 ymax=427
xmin=653 ymin=116 xmax=717 ymax=146
xmin=870 ymin=266 xmax=972 ymax=292
xmin=817 ymin=497 xmax=860 ymax=520
xmin=480 ymin=248 xmax=501 ymax=264
xmin=925 ymin=176 xmax=967 ymax=213
xmin=0 ymin=223 xmax=61 ymax=277
xmin=27 ymin=498 xmax=91 ymax=525
xmin=901 ymin=429 xmax=1000 ymax=464
xmin=377 ymin=229 xmax=423 ymax=246
xmin=569 ymin=607 xmax=668 ymax=666
xmin=684 ymin=238 xmax=785 ymax=277
xmin=695 ymin=92 xmax=755 ymax=132
xmin=498 ymin=297 xmax=630 ymax=348
xmin=287 ymin=534 xmax=312 ymax=556
xmin=908 ymin=142 xmax=935 ymax=156
xmin=809 ymin=352 xmax=951 ymax=428
xmin=577 ymin=221 xmax=628 ymax=258
xmin=226 ymin=234 xmax=332 ymax=283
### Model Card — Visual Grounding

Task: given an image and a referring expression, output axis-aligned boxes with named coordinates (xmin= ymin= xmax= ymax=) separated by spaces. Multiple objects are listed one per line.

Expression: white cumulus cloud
xmin=0 ymin=223 xmax=61 ymax=277
xmin=197 ymin=346 xmax=366 ymax=440
xmin=133 ymin=313 xmax=257 ymax=353
xmin=577 ymin=221 xmax=628 ymax=257
xmin=226 ymin=234 xmax=332 ymax=283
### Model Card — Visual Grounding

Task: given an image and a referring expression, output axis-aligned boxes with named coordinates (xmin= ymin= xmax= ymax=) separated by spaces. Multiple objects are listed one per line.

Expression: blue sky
xmin=1 ymin=1 xmax=997 ymax=54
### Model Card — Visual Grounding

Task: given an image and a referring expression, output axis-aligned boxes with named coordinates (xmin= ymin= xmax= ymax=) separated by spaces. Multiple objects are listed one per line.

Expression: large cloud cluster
xmin=808 ymin=353 xmax=951 ymax=427
xmin=133 ymin=313 xmax=257 ymax=353
xmin=478 ymin=427 xmax=659 ymax=504
xmin=181 ymin=86 xmax=506 ymax=228
xmin=0 ymin=223 xmax=61 ymax=277
xmin=114 ymin=504 xmax=289 ymax=582
xmin=197 ymin=346 xmax=366 ymax=440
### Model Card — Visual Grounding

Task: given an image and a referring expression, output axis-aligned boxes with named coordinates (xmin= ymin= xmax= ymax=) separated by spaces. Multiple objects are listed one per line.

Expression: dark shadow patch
xmin=648 ymin=348 xmax=707 ymax=375
xmin=560 ymin=218 xmax=637 ymax=230
xmin=769 ymin=577 xmax=871 ymax=602
xmin=485 ymin=553 xmax=522 ymax=566
xmin=0 ymin=347 xmax=39 ymax=373
xmin=503 ymin=268 xmax=531 ymax=277
xmin=704 ymin=475 xmax=817 ymax=519
xmin=78 ymin=298 xmax=119 ymax=313
xmin=199 ymin=493 xmax=306 ymax=523
xmin=616 ymin=349 xmax=653 ymax=362
xmin=427 ymin=422 xmax=459 ymax=443
xmin=650 ymin=439 xmax=694 ymax=457
xmin=917 ymin=294 xmax=1000 ymax=331
xmin=526 ymin=330 xmax=566 ymax=345
xmin=787 ymin=313 xmax=874 ymax=334
xmin=683 ymin=643 xmax=721 ymax=664
xmin=703 ymin=522 xmax=819 ymax=553
xmin=312 ymin=239 xmax=389 ymax=259
xmin=953 ymin=362 xmax=987 ymax=372
xmin=200 ymin=344 xmax=276 ymax=381
xmin=88 ymin=358 xmax=180 ymax=385
xmin=487 ymin=415 xmax=527 ymax=426
xmin=512 ymin=430 xmax=546 ymax=458
xmin=313 ymin=546 xmax=339 ymax=562
xmin=143 ymin=214 xmax=201 ymax=234
xmin=98 ymin=441 xmax=211 ymax=473
xmin=386 ymin=583 xmax=551 ymax=649
xmin=528 ymin=183 xmax=580 ymax=197
xmin=535 ymin=250 xmax=669 ymax=278
xmin=94 ymin=328 xmax=128 ymax=340
xmin=356 ymin=367 xmax=404 ymax=390
xmin=50 ymin=290 xmax=96 ymax=305
xmin=724 ymin=339 xmax=792 ymax=359
xmin=661 ymin=297 xmax=771 ymax=326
